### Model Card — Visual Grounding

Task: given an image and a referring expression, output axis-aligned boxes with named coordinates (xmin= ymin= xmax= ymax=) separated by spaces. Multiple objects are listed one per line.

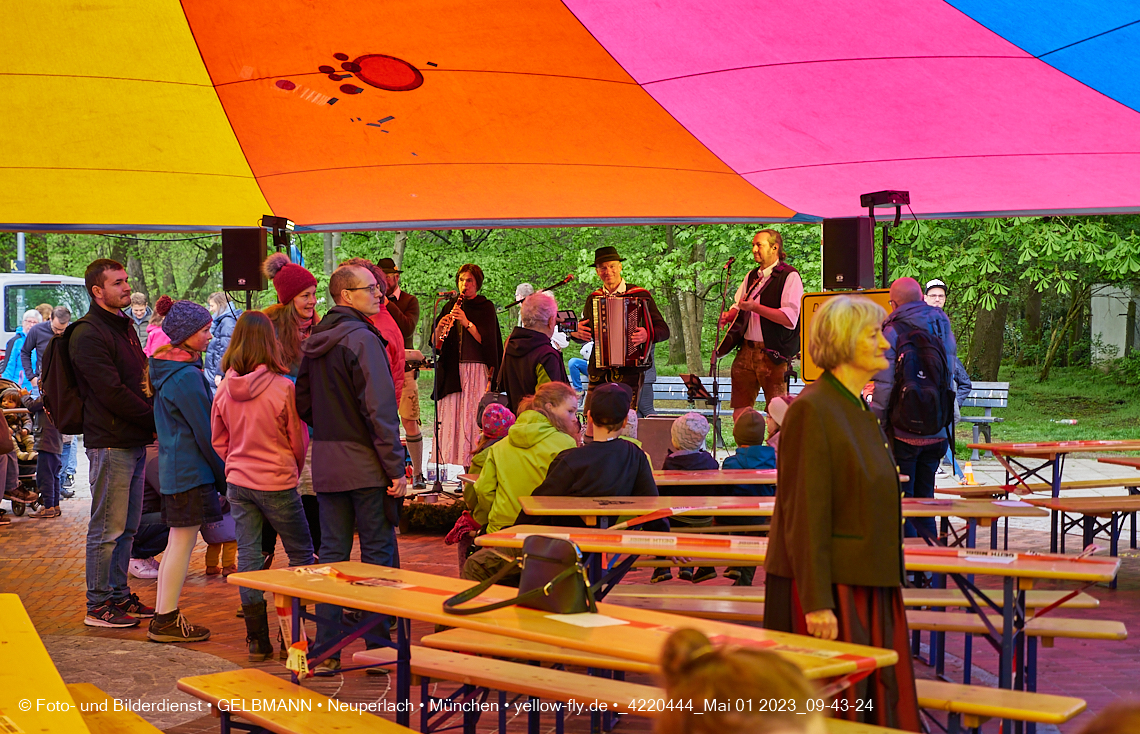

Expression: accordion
xmin=592 ymin=295 xmax=654 ymax=368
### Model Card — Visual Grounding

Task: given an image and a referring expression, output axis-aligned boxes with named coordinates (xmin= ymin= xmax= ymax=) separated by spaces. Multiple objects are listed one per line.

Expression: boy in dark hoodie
xmin=654 ymin=412 xmax=720 ymax=584
xmin=499 ymin=292 xmax=569 ymax=414
xmin=521 ymin=382 xmax=662 ymax=529
xmin=21 ymin=389 xmax=62 ymax=518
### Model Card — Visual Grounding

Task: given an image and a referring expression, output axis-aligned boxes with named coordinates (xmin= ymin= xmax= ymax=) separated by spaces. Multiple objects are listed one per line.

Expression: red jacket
xmin=369 ymin=308 xmax=405 ymax=398
xmin=211 ymin=365 xmax=307 ymax=492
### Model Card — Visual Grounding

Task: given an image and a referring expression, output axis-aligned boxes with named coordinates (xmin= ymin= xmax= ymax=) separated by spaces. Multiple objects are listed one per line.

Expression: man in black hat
xmin=717 ymin=229 xmax=803 ymax=420
xmin=378 ymin=257 xmax=426 ymax=488
xmin=571 ymin=246 xmax=668 ymax=436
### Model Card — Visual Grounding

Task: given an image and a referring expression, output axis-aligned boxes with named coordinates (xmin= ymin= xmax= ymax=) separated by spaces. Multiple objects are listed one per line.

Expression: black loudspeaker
xmin=822 ymin=217 xmax=875 ymax=290
xmin=222 ymin=228 xmax=268 ymax=291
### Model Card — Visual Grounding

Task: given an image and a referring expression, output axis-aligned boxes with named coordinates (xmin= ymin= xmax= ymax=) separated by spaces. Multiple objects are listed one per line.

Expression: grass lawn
xmin=414 ymin=363 xmax=1140 ymax=459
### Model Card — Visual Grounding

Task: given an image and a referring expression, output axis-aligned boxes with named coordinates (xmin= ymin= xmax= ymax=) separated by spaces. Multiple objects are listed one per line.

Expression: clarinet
xmin=438 ymin=293 xmax=466 ymax=339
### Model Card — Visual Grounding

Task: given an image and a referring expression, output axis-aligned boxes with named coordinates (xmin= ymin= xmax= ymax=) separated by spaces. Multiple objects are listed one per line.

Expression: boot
xmin=242 ymin=602 xmax=274 ymax=662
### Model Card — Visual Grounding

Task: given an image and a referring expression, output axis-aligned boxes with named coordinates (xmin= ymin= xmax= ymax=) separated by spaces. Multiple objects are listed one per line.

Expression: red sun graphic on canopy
xmin=352 ymin=54 xmax=423 ymax=92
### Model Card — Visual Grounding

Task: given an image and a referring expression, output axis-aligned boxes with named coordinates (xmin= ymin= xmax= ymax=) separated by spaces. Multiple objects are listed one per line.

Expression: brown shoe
xmin=29 ymin=506 xmax=59 ymax=519
xmin=205 ymin=566 xmax=222 ymax=576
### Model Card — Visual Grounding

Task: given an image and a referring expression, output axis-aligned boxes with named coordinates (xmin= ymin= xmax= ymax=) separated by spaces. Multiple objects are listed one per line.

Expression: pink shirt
xmin=368 ymin=308 xmax=405 ymax=398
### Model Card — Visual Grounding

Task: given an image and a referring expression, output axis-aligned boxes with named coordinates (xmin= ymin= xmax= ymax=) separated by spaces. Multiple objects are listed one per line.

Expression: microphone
xmin=723 ymin=257 xmax=736 ymax=270
xmin=437 ymin=289 xmax=457 ymax=297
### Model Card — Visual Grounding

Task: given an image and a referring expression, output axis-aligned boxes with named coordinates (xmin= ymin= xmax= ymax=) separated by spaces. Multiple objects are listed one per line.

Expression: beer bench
xmin=69 ymin=683 xmax=164 ymax=734
xmin=959 ymin=382 xmax=1009 ymax=460
xmin=416 ymin=630 xmax=1082 ymax=734
xmin=1025 ymin=496 xmax=1140 ymax=587
xmin=178 ymin=668 xmax=414 ymax=734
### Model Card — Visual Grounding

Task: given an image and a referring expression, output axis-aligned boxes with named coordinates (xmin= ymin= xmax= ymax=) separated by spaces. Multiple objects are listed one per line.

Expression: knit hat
xmin=162 ymin=300 xmax=212 ymax=345
xmin=263 ymin=252 xmax=317 ymax=306
xmin=733 ymin=408 xmax=766 ymax=447
xmin=766 ymin=395 xmax=794 ymax=428
xmin=154 ymin=295 xmax=173 ymax=319
xmin=671 ymin=412 xmax=709 ymax=452
xmin=482 ymin=403 xmax=516 ymax=440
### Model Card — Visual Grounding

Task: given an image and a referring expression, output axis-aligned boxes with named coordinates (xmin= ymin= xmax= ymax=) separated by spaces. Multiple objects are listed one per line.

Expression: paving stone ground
xmin=2 ymin=455 xmax=1138 ymax=732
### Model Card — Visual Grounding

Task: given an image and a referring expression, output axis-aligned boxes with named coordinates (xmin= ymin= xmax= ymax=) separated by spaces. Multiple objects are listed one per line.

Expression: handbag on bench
xmin=442 ymin=535 xmax=598 ymax=616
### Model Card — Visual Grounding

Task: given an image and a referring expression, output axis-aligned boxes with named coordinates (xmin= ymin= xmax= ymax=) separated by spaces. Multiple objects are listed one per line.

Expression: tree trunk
xmin=393 ymin=230 xmax=408 ymax=269
xmin=160 ymin=251 xmax=177 ymax=296
xmin=966 ymin=297 xmax=1008 ymax=381
xmin=1017 ymin=287 xmax=1042 ymax=366
xmin=322 ymin=232 xmax=342 ymax=277
xmin=126 ymin=255 xmax=149 ymax=300
xmin=1038 ymin=286 xmax=1089 ymax=382
xmin=663 ymin=285 xmax=686 ymax=364
xmin=1067 ymin=292 xmax=1085 ymax=367
xmin=182 ymin=239 xmax=223 ymax=300
xmin=680 ymin=291 xmax=706 ymax=375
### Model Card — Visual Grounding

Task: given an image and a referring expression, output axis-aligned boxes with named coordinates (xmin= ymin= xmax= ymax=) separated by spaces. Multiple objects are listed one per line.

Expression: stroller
xmin=0 ymin=377 xmax=40 ymax=518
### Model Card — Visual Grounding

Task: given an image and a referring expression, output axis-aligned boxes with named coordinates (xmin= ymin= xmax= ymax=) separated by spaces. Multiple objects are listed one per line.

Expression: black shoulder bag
xmin=443 ymin=535 xmax=598 ymax=615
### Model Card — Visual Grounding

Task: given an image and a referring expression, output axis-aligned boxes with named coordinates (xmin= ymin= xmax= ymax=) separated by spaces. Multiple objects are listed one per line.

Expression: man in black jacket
xmin=296 ymin=264 xmax=406 ymax=675
xmin=500 ymin=291 xmax=569 ymax=413
xmin=71 ymin=259 xmax=156 ymax=628
xmin=23 ymin=306 xmax=70 ymax=388
xmin=378 ymin=257 xmax=426 ymax=488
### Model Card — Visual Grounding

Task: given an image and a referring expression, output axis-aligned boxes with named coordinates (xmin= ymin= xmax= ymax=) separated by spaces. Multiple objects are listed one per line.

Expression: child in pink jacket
xmin=211 ymin=311 xmax=313 ymax=662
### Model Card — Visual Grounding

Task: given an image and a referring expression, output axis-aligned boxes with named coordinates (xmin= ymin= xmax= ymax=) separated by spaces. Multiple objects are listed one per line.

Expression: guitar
xmin=713 ymin=267 xmax=762 ymax=359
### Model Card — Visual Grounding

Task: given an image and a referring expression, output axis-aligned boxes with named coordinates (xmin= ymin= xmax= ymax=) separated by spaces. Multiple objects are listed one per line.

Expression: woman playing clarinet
xmin=431 ymin=264 xmax=503 ymax=467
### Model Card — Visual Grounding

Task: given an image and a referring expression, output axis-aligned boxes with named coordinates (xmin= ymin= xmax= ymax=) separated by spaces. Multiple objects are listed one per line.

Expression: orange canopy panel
xmin=3 ymin=0 xmax=1139 ymax=230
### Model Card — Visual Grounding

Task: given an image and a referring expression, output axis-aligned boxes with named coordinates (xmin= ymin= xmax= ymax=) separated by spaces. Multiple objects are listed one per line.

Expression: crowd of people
xmin=5 ymin=232 xmax=1125 ymax=733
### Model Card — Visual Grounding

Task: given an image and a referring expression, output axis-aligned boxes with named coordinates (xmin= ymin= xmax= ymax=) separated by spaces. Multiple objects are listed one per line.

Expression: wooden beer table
xmin=477 ymin=524 xmax=1119 ymax=727
xmin=228 ymin=563 xmax=899 ymax=726
xmin=968 ymin=440 xmax=1140 ymax=552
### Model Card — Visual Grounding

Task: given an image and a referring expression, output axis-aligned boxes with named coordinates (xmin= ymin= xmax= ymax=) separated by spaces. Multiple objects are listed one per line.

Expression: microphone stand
xmin=497 ymin=275 xmax=577 ymax=313
xmin=709 ymin=258 xmax=735 ymax=458
xmin=430 ymin=294 xmax=449 ymax=493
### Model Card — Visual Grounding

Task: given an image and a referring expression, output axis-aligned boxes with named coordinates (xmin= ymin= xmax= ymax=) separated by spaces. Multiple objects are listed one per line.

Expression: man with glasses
xmin=296 ymin=263 xmax=406 ymax=675
xmin=22 ymin=305 xmax=70 ymax=392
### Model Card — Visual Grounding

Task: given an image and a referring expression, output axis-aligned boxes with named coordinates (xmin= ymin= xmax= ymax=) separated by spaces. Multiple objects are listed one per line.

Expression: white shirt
xmin=732 ymin=262 xmax=804 ymax=343
xmin=601 ymin=279 xmax=628 ymax=297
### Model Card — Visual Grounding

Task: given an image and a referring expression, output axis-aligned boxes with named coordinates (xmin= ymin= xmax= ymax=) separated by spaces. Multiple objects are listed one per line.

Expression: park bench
xmin=649 ymin=375 xmax=805 ymax=416
xmin=178 ymin=668 xmax=413 ymax=734
xmin=69 ymin=683 xmax=164 ymax=734
xmin=959 ymin=382 xmax=1009 ymax=460
xmin=417 ymin=629 xmax=1082 ymax=734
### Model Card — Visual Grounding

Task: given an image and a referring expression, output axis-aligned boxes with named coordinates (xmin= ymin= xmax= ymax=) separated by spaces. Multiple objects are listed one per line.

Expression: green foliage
xmin=1110 ymin=352 xmax=1140 ymax=386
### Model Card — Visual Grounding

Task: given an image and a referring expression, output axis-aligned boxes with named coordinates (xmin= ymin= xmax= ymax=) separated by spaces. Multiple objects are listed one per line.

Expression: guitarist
xmin=717 ymin=230 xmax=803 ymax=420
xmin=571 ymin=246 xmax=669 ymax=436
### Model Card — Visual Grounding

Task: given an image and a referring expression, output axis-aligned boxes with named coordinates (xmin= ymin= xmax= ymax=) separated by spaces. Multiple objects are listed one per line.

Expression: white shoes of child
xmin=128 ymin=557 xmax=160 ymax=579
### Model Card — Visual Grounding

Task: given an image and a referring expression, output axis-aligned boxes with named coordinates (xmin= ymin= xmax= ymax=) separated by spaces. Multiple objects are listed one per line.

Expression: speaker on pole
xmin=222 ymin=228 xmax=268 ymax=291
xmin=822 ymin=217 xmax=875 ymax=290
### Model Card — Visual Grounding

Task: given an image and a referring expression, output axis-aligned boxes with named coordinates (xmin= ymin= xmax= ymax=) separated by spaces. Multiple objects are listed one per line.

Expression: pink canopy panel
xmin=2 ymin=0 xmax=1138 ymax=230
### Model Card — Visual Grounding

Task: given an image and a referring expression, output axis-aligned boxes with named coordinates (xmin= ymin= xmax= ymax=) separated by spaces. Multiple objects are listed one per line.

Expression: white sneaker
xmin=129 ymin=558 xmax=159 ymax=579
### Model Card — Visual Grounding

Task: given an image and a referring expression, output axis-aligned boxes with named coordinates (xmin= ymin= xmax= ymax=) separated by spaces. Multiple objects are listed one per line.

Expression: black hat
xmin=591 ymin=246 xmax=625 ymax=267
xmin=377 ymin=257 xmax=402 ymax=274
xmin=589 ymin=383 xmax=632 ymax=426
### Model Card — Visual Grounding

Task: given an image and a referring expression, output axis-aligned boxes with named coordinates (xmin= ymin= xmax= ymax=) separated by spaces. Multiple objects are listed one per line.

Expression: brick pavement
xmin=3 ymin=466 xmax=1139 ymax=732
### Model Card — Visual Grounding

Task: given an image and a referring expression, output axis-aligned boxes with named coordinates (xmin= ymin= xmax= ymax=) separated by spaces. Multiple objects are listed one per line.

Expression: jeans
xmin=85 ymin=447 xmax=146 ymax=610
xmin=893 ymin=439 xmax=947 ymax=541
xmin=315 ymin=488 xmax=399 ymax=659
xmin=229 ymin=484 xmax=315 ymax=606
xmin=943 ymin=434 xmax=963 ymax=479
xmin=59 ymin=436 xmax=78 ymax=484
xmin=0 ymin=450 xmax=16 ymax=503
xmin=568 ymin=358 xmax=588 ymax=391
xmin=132 ymin=512 xmax=170 ymax=559
xmin=36 ymin=451 xmax=61 ymax=508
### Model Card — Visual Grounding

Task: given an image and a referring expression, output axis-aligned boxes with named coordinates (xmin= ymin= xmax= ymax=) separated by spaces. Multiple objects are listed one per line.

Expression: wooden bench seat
xmin=422 ymin=628 xmax=655 ymax=673
xmin=915 ymin=679 xmax=1085 ymax=728
xmin=69 ymin=683 xmax=164 ymax=734
xmin=607 ymin=595 xmax=766 ymax=622
xmin=906 ymin=610 xmax=1127 ymax=646
xmin=606 ymin=584 xmax=1098 ymax=610
xmin=178 ymin=668 xmax=414 ymax=733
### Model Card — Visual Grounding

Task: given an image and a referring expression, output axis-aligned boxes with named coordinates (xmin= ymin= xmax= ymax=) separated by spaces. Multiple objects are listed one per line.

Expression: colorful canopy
xmin=4 ymin=1 xmax=1139 ymax=231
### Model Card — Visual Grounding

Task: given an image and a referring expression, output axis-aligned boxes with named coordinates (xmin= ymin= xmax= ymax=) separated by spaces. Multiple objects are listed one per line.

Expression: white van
xmin=0 ymin=274 xmax=91 ymax=358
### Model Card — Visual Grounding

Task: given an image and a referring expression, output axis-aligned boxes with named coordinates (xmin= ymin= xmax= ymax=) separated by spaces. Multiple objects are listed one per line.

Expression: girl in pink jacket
xmin=211 ymin=311 xmax=314 ymax=661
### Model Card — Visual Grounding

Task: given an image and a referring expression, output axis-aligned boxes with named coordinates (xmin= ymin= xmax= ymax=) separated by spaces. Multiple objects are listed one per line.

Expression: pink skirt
xmin=434 ymin=362 xmax=490 ymax=467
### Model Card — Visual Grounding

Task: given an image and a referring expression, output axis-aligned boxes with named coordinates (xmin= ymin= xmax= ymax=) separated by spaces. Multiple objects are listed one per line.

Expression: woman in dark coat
xmin=431 ymin=264 xmax=503 ymax=466
xmin=763 ymin=294 xmax=920 ymax=731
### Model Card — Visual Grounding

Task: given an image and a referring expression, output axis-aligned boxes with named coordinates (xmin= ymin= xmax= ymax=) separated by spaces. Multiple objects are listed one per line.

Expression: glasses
xmin=344 ymin=284 xmax=384 ymax=295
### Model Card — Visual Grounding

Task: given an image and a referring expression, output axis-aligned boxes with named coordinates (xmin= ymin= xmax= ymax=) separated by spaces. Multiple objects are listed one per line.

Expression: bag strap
xmin=443 ymin=559 xmax=597 ymax=616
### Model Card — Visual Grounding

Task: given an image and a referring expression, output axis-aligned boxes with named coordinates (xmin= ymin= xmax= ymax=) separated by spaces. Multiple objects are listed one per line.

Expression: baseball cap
xmin=925 ymin=278 xmax=947 ymax=295
xmin=589 ymin=383 xmax=632 ymax=427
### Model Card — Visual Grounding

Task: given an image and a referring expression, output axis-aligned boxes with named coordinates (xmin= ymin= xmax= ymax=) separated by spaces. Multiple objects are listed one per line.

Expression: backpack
xmin=886 ymin=321 xmax=955 ymax=436
xmin=39 ymin=321 xmax=86 ymax=435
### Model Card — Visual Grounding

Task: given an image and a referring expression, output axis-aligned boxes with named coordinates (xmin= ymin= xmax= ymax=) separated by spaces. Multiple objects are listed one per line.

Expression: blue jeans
xmin=132 ymin=512 xmax=169 ymax=559
xmin=59 ymin=437 xmax=78 ymax=483
xmin=893 ymin=439 xmax=947 ymax=541
xmin=315 ymin=487 xmax=399 ymax=659
xmin=85 ymin=447 xmax=146 ymax=610
xmin=228 ymin=483 xmax=315 ymax=606
xmin=36 ymin=451 xmax=61 ymax=508
xmin=568 ymin=358 xmax=588 ymax=391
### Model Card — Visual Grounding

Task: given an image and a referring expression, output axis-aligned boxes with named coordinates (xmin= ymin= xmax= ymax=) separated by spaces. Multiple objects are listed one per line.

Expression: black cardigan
xmin=431 ymin=295 xmax=503 ymax=401
xmin=763 ymin=371 xmax=905 ymax=614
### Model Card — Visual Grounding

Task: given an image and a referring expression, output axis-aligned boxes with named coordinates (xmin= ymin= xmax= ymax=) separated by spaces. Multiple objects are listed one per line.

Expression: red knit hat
xmin=262 ymin=252 xmax=317 ymax=306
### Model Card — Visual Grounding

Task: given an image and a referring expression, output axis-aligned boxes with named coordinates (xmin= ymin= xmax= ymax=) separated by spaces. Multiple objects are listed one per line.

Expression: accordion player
xmin=592 ymin=295 xmax=655 ymax=368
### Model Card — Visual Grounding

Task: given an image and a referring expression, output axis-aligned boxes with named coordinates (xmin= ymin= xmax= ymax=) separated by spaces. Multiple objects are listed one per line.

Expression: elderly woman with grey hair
xmin=1 ymin=309 xmax=43 ymax=389
xmin=762 ymin=295 xmax=920 ymax=731
xmin=498 ymin=291 xmax=569 ymax=414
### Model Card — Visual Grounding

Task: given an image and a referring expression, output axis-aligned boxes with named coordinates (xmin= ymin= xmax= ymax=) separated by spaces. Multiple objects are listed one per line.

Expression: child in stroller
xmin=0 ymin=379 xmax=38 ymax=521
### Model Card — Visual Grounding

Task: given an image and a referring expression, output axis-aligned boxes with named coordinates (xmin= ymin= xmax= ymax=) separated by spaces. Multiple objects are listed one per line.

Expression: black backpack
xmin=886 ymin=321 xmax=955 ymax=436
xmin=40 ymin=321 xmax=87 ymax=435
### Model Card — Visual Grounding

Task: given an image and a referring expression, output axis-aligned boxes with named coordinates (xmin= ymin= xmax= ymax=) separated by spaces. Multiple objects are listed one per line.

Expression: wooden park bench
xmin=178 ymin=668 xmax=414 ymax=734
xmin=959 ymin=382 xmax=1009 ymax=460
xmin=69 ymin=683 xmax=164 ymax=734
xmin=417 ymin=629 xmax=1082 ymax=734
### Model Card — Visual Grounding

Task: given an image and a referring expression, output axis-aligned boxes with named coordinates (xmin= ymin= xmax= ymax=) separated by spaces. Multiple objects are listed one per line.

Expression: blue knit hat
xmin=162 ymin=300 xmax=212 ymax=345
